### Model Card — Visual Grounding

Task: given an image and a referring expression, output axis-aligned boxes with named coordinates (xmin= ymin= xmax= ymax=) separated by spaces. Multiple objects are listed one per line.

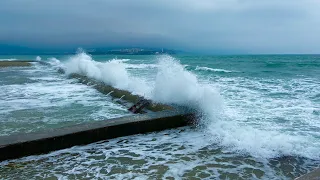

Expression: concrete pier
xmin=295 ymin=168 xmax=320 ymax=180
xmin=0 ymin=110 xmax=194 ymax=162
xmin=70 ymin=73 xmax=173 ymax=112
xmin=0 ymin=61 xmax=33 ymax=67
xmin=0 ymin=60 xmax=195 ymax=162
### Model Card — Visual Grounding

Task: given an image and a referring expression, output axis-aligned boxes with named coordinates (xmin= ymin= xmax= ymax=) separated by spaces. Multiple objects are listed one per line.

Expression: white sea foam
xmin=204 ymin=75 xmax=320 ymax=159
xmin=0 ymin=58 xmax=17 ymax=61
xmin=35 ymin=56 xmax=41 ymax=61
xmin=111 ymin=58 xmax=131 ymax=63
xmin=63 ymin=52 xmax=152 ymax=96
xmin=1 ymin=54 xmax=319 ymax=178
xmin=151 ymin=56 xmax=319 ymax=159
xmin=0 ymin=77 xmax=127 ymax=116
xmin=60 ymin=52 xmax=320 ymax=160
xmin=102 ymin=58 xmax=158 ymax=69
xmin=47 ymin=57 xmax=62 ymax=67
xmin=195 ymin=66 xmax=233 ymax=73
xmin=0 ymin=63 xmax=130 ymax=135
xmin=151 ymin=55 xmax=223 ymax=116
xmin=125 ymin=63 xmax=158 ymax=69
xmin=1 ymin=127 xmax=316 ymax=179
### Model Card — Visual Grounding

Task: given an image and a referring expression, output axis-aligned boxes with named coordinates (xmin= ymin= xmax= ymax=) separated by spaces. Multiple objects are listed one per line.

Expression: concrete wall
xmin=70 ymin=73 xmax=173 ymax=112
xmin=0 ymin=110 xmax=194 ymax=161
xmin=0 ymin=61 xmax=33 ymax=67
xmin=295 ymin=168 xmax=320 ymax=180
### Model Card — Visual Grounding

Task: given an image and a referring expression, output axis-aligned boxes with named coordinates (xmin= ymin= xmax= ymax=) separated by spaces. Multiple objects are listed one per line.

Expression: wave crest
xmin=63 ymin=52 xmax=151 ymax=96
xmin=195 ymin=66 xmax=233 ymax=73
xmin=60 ymin=52 xmax=320 ymax=159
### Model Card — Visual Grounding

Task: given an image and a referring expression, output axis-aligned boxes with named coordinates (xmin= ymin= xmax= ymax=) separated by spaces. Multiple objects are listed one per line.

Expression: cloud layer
xmin=0 ymin=0 xmax=319 ymax=53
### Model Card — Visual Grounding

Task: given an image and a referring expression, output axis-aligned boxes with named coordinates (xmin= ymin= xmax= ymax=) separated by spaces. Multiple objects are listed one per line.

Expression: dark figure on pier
xmin=128 ymin=98 xmax=150 ymax=114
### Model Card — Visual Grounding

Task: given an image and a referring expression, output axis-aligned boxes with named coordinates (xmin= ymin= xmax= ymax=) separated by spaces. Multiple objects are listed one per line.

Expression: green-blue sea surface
xmin=0 ymin=54 xmax=319 ymax=179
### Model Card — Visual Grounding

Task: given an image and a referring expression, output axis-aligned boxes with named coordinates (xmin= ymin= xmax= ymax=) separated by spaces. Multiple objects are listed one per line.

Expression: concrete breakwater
xmin=295 ymin=168 xmax=320 ymax=180
xmin=0 ymin=60 xmax=173 ymax=112
xmin=69 ymin=73 xmax=174 ymax=112
xmin=0 ymin=61 xmax=34 ymax=67
xmin=0 ymin=110 xmax=194 ymax=162
xmin=0 ymin=60 xmax=195 ymax=161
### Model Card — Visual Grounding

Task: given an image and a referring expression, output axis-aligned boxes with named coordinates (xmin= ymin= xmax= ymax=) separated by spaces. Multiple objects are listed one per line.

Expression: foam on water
xmin=150 ymin=56 xmax=320 ymax=159
xmin=1 ymin=67 xmax=95 ymax=113
xmin=207 ymin=76 xmax=320 ymax=159
xmin=124 ymin=63 xmax=158 ymax=69
xmin=47 ymin=57 xmax=62 ymax=66
xmin=0 ymin=127 xmax=317 ymax=179
xmin=0 ymin=62 xmax=130 ymax=135
xmin=195 ymin=66 xmax=233 ymax=73
xmin=0 ymin=58 xmax=17 ymax=61
xmin=1 ymin=53 xmax=320 ymax=179
xmin=151 ymin=56 xmax=223 ymax=116
xmin=111 ymin=58 xmax=131 ymax=63
xmin=63 ymin=52 xmax=152 ymax=97
xmin=61 ymin=52 xmax=320 ymax=160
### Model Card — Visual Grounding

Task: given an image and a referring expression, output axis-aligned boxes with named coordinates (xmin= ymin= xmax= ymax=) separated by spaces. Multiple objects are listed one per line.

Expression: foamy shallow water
xmin=0 ymin=63 xmax=130 ymax=136
xmin=1 ymin=54 xmax=320 ymax=179
xmin=0 ymin=127 xmax=318 ymax=179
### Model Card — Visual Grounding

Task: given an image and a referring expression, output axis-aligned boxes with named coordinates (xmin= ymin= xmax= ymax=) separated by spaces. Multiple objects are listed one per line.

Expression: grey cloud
xmin=0 ymin=0 xmax=319 ymax=53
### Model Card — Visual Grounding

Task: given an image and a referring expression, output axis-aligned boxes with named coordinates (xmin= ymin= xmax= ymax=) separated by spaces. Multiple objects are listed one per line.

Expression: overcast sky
xmin=0 ymin=0 xmax=319 ymax=54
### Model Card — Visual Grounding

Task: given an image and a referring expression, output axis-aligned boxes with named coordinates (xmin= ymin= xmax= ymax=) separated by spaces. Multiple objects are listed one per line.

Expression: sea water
xmin=0 ymin=53 xmax=319 ymax=179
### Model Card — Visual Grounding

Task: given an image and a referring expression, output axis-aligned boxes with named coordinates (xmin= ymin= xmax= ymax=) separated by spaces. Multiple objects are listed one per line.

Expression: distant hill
xmin=0 ymin=45 xmax=179 ymax=55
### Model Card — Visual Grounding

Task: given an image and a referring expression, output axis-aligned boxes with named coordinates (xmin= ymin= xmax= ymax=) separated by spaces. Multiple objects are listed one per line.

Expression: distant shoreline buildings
xmin=87 ymin=48 xmax=176 ymax=55
xmin=0 ymin=47 xmax=178 ymax=55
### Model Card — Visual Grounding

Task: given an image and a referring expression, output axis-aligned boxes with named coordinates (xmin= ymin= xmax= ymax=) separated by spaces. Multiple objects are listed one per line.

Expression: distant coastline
xmin=0 ymin=46 xmax=178 ymax=55
xmin=87 ymin=48 xmax=176 ymax=55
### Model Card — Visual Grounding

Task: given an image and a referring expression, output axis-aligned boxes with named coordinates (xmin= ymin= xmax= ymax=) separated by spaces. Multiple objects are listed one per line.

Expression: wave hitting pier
xmin=0 ymin=61 xmax=195 ymax=162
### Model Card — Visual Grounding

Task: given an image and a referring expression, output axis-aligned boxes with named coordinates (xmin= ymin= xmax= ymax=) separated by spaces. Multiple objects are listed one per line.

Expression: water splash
xmin=35 ymin=56 xmax=42 ymax=61
xmin=61 ymin=52 xmax=320 ymax=160
xmin=63 ymin=52 xmax=152 ymax=96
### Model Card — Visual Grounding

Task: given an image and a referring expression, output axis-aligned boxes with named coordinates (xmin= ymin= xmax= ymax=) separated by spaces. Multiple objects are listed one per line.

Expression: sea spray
xmin=62 ymin=52 xmax=224 ymax=119
xmin=153 ymin=56 xmax=320 ymax=159
xmin=63 ymin=52 xmax=152 ymax=96
xmin=2 ymin=53 xmax=319 ymax=179
xmin=152 ymin=55 xmax=224 ymax=122
xmin=61 ymin=52 xmax=320 ymax=160
xmin=36 ymin=56 xmax=42 ymax=61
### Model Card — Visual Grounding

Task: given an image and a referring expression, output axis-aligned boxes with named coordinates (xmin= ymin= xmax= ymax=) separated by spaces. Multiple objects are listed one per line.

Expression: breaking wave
xmin=63 ymin=52 xmax=152 ymax=96
xmin=125 ymin=63 xmax=158 ymax=69
xmin=60 ymin=52 xmax=320 ymax=160
xmin=0 ymin=58 xmax=17 ymax=61
xmin=195 ymin=66 xmax=233 ymax=73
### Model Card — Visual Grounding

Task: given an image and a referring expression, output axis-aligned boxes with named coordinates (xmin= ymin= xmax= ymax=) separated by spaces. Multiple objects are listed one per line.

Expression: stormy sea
xmin=0 ymin=53 xmax=319 ymax=179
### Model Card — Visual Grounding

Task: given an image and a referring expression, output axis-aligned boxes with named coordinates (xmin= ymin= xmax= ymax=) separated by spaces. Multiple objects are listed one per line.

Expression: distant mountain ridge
xmin=0 ymin=45 xmax=178 ymax=55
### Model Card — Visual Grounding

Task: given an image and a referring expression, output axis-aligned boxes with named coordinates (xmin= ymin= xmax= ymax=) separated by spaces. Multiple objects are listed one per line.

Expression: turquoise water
xmin=0 ymin=54 xmax=319 ymax=179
